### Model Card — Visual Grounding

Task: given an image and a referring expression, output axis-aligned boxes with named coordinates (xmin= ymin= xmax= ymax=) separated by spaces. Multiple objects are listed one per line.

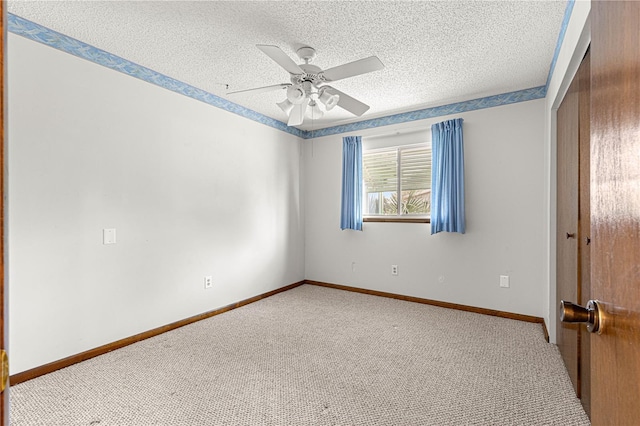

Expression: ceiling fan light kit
xmin=277 ymin=99 xmax=294 ymax=115
xmin=318 ymin=87 xmax=339 ymax=111
xmin=228 ymin=44 xmax=384 ymax=127
xmin=307 ymin=100 xmax=324 ymax=119
xmin=286 ymin=85 xmax=306 ymax=104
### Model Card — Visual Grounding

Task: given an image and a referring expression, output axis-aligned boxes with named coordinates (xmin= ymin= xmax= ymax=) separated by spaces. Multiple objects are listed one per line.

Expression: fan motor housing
xmin=292 ymin=64 xmax=324 ymax=86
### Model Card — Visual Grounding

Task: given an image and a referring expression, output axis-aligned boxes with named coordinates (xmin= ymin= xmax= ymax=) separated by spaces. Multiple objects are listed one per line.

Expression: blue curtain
xmin=340 ymin=136 xmax=363 ymax=231
xmin=431 ymin=118 xmax=465 ymax=234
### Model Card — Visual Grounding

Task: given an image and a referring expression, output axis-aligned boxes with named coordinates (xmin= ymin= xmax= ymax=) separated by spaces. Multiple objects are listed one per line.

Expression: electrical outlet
xmin=391 ymin=265 xmax=398 ymax=276
xmin=204 ymin=276 xmax=213 ymax=289
xmin=500 ymin=275 xmax=510 ymax=288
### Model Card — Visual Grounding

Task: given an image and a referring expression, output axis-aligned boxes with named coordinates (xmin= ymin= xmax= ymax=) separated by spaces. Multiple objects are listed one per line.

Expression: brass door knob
xmin=560 ymin=300 xmax=603 ymax=333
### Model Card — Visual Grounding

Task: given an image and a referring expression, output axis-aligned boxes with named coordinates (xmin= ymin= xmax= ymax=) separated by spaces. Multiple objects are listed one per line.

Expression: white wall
xmin=8 ymin=0 xmax=592 ymax=373
xmin=305 ymin=99 xmax=546 ymax=317
xmin=544 ymin=0 xmax=591 ymax=343
xmin=8 ymin=34 xmax=305 ymax=374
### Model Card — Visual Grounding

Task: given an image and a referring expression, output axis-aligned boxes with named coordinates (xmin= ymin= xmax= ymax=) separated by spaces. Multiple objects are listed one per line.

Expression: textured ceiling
xmin=8 ymin=1 xmax=567 ymax=131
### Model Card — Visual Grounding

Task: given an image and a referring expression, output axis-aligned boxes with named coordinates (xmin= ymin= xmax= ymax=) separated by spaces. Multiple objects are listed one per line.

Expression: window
xmin=363 ymin=143 xmax=431 ymax=221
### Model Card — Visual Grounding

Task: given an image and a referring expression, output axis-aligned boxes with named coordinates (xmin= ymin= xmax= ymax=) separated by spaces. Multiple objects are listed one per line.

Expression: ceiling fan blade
xmin=227 ymin=83 xmax=291 ymax=95
xmin=322 ymin=56 xmax=384 ymax=82
xmin=257 ymin=45 xmax=304 ymax=75
xmin=323 ymin=87 xmax=370 ymax=117
xmin=288 ymin=98 xmax=310 ymax=126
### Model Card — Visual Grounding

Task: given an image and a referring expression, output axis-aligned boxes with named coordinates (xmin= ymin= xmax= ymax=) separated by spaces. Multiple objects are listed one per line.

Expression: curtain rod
xmin=361 ymin=125 xmax=430 ymax=140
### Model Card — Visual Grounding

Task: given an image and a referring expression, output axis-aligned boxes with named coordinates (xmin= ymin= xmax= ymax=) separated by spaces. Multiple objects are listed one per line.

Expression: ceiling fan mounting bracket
xmin=296 ymin=46 xmax=317 ymax=63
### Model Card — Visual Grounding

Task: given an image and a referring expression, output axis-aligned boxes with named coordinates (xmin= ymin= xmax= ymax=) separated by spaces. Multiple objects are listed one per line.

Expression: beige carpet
xmin=10 ymin=284 xmax=590 ymax=425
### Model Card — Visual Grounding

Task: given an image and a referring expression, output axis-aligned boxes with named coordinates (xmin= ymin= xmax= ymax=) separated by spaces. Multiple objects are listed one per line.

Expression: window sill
xmin=364 ymin=217 xmax=430 ymax=223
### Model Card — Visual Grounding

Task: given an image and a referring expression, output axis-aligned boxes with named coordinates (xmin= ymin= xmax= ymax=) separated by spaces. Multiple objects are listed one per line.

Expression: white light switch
xmin=103 ymin=228 xmax=117 ymax=245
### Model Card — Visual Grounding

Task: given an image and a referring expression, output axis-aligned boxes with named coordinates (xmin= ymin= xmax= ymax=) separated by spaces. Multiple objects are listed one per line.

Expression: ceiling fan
xmin=228 ymin=45 xmax=385 ymax=126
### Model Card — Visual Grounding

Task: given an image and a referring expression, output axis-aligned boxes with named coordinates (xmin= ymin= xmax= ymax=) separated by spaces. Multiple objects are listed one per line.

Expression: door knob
xmin=566 ymin=232 xmax=576 ymax=239
xmin=560 ymin=300 xmax=603 ymax=333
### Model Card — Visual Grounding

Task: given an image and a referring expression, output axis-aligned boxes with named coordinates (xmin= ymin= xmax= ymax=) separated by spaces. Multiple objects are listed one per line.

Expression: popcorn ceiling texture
xmin=7 ymin=1 xmax=567 ymax=131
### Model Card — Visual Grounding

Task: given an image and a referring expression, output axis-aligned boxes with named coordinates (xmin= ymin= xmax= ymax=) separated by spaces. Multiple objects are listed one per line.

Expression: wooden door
xmin=556 ymin=68 xmax=580 ymax=395
xmin=0 ymin=1 xmax=7 ymax=424
xmin=577 ymin=49 xmax=591 ymax=418
xmin=590 ymin=1 xmax=640 ymax=424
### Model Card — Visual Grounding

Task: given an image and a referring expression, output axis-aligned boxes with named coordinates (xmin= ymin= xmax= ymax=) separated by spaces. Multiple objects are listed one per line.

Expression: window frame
xmin=362 ymin=142 xmax=431 ymax=223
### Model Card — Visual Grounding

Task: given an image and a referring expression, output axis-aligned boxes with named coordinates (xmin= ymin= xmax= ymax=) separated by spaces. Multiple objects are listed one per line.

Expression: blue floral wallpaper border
xmin=7 ymin=13 xmax=305 ymax=139
xmin=8 ymin=2 xmax=573 ymax=140
xmin=546 ymin=0 xmax=575 ymax=90
xmin=306 ymin=86 xmax=546 ymax=138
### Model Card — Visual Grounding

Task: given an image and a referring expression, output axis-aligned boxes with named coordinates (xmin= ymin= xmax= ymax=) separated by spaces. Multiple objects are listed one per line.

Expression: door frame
xmin=547 ymin=2 xmax=591 ymax=345
xmin=1 ymin=1 xmax=8 ymax=424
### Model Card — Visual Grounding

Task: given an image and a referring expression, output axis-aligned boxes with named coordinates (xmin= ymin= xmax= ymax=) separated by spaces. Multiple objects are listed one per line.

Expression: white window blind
xmin=363 ymin=150 xmax=397 ymax=193
xmin=401 ymin=146 xmax=431 ymax=191
xmin=363 ymin=144 xmax=431 ymax=216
